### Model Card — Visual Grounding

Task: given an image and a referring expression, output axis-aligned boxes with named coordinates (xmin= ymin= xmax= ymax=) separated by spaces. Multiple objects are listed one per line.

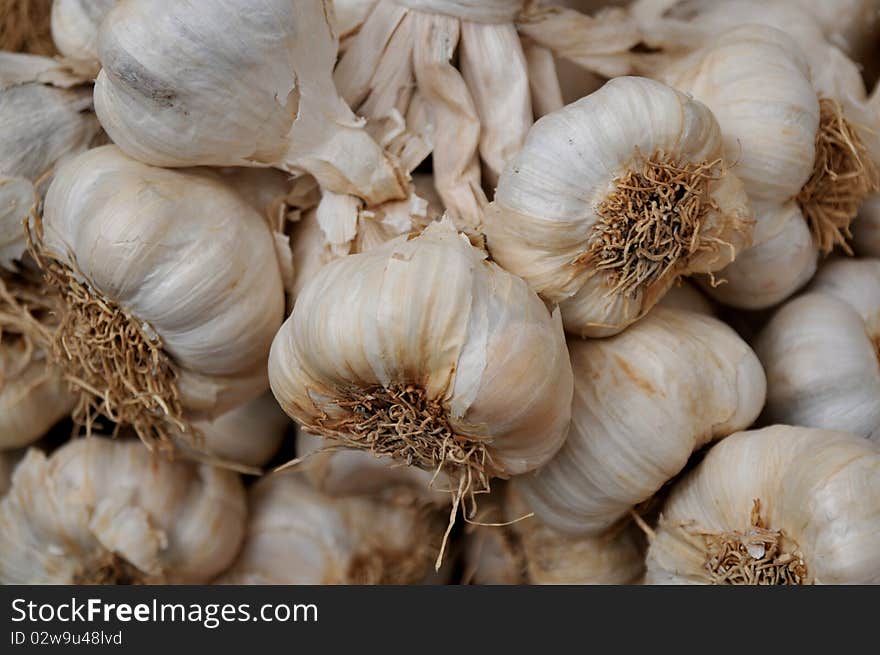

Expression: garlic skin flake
xmin=94 ymin=0 xmax=404 ymax=206
xmin=50 ymin=0 xmax=117 ymax=76
xmin=486 ymin=76 xmax=752 ymax=337
xmin=218 ymin=473 xmax=441 ymax=584
xmin=646 ymin=426 xmax=880 ymax=584
xmin=0 ymin=438 xmax=247 ymax=584
xmin=41 ymin=145 xmax=286 ymax=434
xmin=515 ymin=306 xmax=766 ymax=535
xmin=269 ymin=220 xmax=573 ymax=503
xmin=756 ymin=259 xmax=880 ymax=442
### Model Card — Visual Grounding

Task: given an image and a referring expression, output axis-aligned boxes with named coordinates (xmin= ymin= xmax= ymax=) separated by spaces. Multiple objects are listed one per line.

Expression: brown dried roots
xmin=74 ymin=552 xmax=152 ymax=585
xmin=0 ymin=267 xmax=58 ymax=382
xmin=302 ymin=384 xmax=492 ymax=568
xmin=797 ymin=97 xmax=880 ymax=255
xmin=25 ymin=220 xmax=193 ymax=449
xmin=0 ymin=0 xmax=55 ymax=55
xmin=580 ymin=151 xmax=731 ymax=298
xmin=700 ymin=500 xmax=808 ymax=585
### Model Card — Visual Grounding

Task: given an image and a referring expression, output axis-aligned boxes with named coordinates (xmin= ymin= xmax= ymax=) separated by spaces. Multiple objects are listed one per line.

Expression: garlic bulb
xmin=333 ymin=0 xmax=639 ymax=231
xmin=0 ymin=449 xmax=22 ymax=496
xmin=789 ymin=0 xmax=879 ymax=62
xmin=0 ymin=437 xmax=246 ymax=583
xmin=1 ymin=56 xmax=99 ymax=268
xmin=646 ymin=425 xmax=880 ymax=584
xmin=656 ymin=281 xmax=713 ymax=315
xmin=50 ymin=0 xmax=117 ymax=76
xmin=93 ymin=0 xmax=404 ymax=207
xmin=296 ymin=430 xmax=446 ymax=506
xmin=465 ymin=485 xmax=645 ymax=584
xmin=218 ymin=472 xmax=442 ymax=584
xmin=32 ymin=145 xmax=285 ymax=444
xmin=269 ymin=220 xmax=573 ymax=528
xmin=663 ymin=26 xmax=878 ymax=308
xmin=486 ymin=76 xmax=751 ymax=337
xmin=174 ymin=393 xmax=291 ymax=471
xmin=514 ymin=306 xmax=765 ymax=535
xmin=756 ymin=259 xmax=880 ymax=441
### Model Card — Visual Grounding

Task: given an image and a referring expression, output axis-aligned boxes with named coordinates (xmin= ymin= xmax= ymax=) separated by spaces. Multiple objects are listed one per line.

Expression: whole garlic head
xmin=486 ymin=76 xmax=752 ymax=337
xmin=0 ymin=437 xmax=247 ymax=584
xmin=269 ymin=220 xmax=573 ymax=522
xmin=218 ymin=472 xmax=442 ymax=584
xmin=514 ymin=306 xmax=766 ymax=535
xmin=94 ymin=0 xmax=404 ymax=206
xmin=646 ymin=425 xmax=880 ymax=584
xmin=39 ymin=145 xmax=286 ymax=442
xmin=756 ymin=259 xmax=880 ymax=441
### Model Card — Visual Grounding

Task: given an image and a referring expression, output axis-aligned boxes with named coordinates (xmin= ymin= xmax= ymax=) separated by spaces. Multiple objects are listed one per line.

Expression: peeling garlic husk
xmin=464 ymin=484 xmax=645 ymax=584
xmin=646 ymin=425 xmax=880 ymax=584
xmin=486 ymin=75 xmax=752 ymax=337
xmin=218 ymin=472 xmax=444 ymax=584
xmin=515 ymin=306 xmax=765 ymax=535
xmin=37 ymin=145 xmax=286 ymax=441
xmin=296 ymin=430 xmax=447 ymax=506
xmin=756 ymin=259 xmax=880 ymax=441
xmin=662 ymin=26 xmax=878 ymax=308
xmin=93 ymin=0 xmax=405 ymax=207
xmin=50 ymin=0 xmax=117 ymax=76
xmin=1 ymin=55 xmax=99 ymax=268
xmin=269 ymin=220 xmax=573 ymax=524
xmin=333 ymin=0 xmax=640 ymax=232
xmin=172 ymin=393 xmax=291 ymax=471
xmin=0 ymin=437 xmax=247 ymax=584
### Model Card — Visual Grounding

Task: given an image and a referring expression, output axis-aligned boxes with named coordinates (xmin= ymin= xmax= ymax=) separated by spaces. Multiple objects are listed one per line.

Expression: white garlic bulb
xmin=756 ymin=259 xmax=880 ymax=441
xmin=788 ymin=0 xmax=879 ymax=62
xmin=663 ymin=26 xmax=878 ymax=308
xmin=646 ymin=425 xmax=880 ymax=584
xmin=0 ymin=56 xmax=99 ymax=268
xmin=465 ymin=485 xmax=645 ymax=584
xmin=296 ymin=430 xmax=446 ymax=506
xmin=37 ymin=145 xmax=285 ymax=443
xmin=515 ymin=306 xmax=765 ymax=535
xmin=486 ymin=76 xmax=752 ymax=337
xmin=94 ymin=0 xmax=404 ymax=206
xmin=0 ymin=437 xmax=246 ymax=583
xmin=174 ymin=393 xmax=291 ymax=471
xmin=50 ymin=0 xmax=117 ymax=76
xmin=334 ymin=0 xmax=639 ymax=231
xmin=269 ymin=220 xmax=573 ymax=521
xmin=218 ymin=472 xmax=442 ymax=584
xmin=656 ymin=281 xmax=713 ymax=315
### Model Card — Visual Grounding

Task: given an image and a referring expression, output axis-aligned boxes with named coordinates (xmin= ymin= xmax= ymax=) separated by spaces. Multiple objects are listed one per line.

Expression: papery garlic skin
xmin=50 ymin=0 xmax=117 ymax=75
xmin=0 ymin=438 xmax=246 ymax=584
xmin=269 ymin=220 xmax=573 ymax=481
xmin=757 ymin=261 xmax=880 ymax=441
xmin=0 ymin=78 xmax=98 ymax=267
xmin=515 ymin=306 xmax=766 ymax=535
xmin=486 ymin=76 xmax=751 ymax=337
xmin=296 ymin=431 xmax=446 ymax=506
xmin=646 ymin=425 xmax=880 ymax=584
xmin=94 ymin=0 xmax=404 ymax=206
xmin=43 ymin=145 xmax=285 ymax=418
xmin=174 ymin=393 xmax=290 ymax=470
xmin=656 ymin=281 xmax=713 ymax=315
xmin=0 ymin=344 xmax=73 ymax=449
xmin=218 ymin=473 xmax=440 ymax=584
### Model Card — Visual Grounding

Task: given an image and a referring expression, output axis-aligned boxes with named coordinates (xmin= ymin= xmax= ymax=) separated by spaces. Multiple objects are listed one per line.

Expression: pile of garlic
xmin=1 ymin=0 xmax=879 ymax=586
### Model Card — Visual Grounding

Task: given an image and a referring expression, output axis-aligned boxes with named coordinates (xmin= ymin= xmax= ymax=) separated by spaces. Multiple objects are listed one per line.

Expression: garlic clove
xmin=50 ymin=0 xmax=117 ymax=76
